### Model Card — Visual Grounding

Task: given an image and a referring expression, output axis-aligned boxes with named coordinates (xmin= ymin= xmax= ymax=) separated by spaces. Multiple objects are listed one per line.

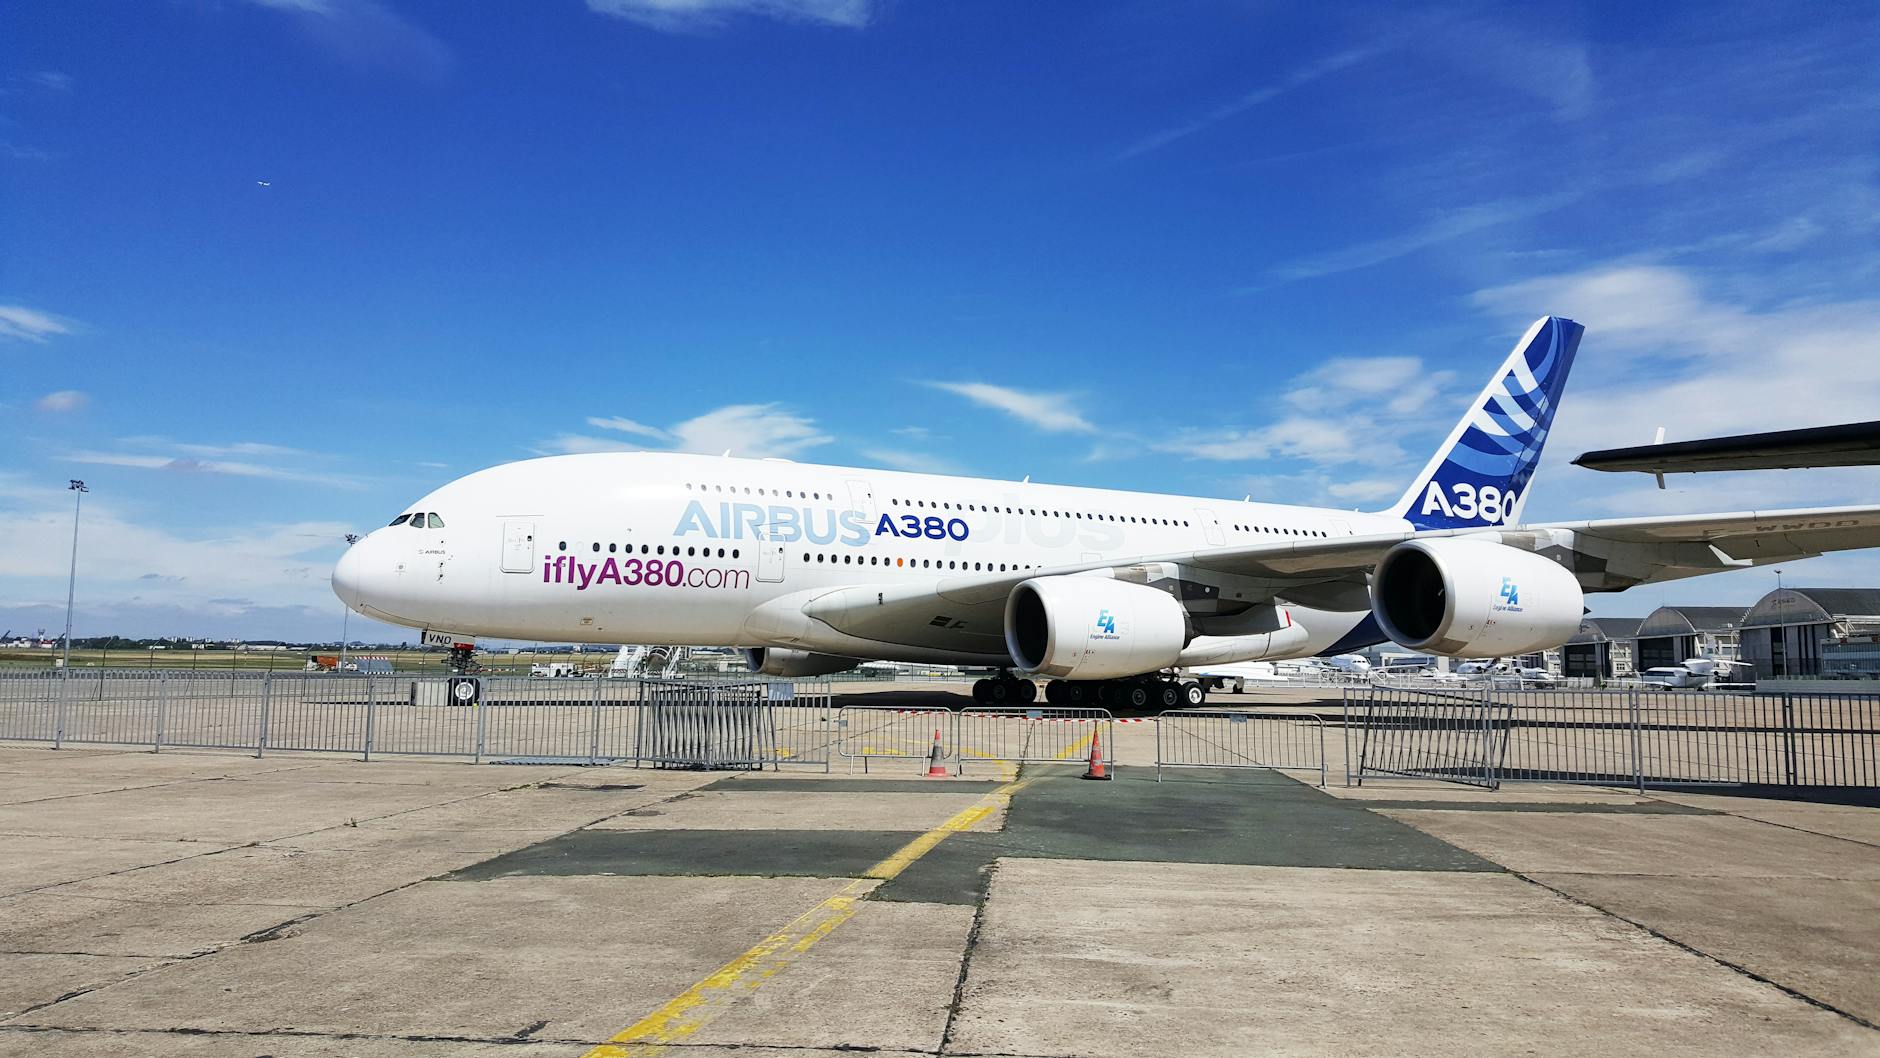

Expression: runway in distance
xmin=332 ymin=317 xmax=1880 ymax=707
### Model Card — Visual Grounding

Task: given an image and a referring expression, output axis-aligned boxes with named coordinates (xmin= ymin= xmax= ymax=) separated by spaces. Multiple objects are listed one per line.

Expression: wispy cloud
xmin=1115 ymin=48 xmax=1378 ymax=163
xmin=242 ymin=0 xmax=454 ymax=80
xmin=586 ymin=0 xmax=871 ymax=32
xmin=587 ymin=415 xmax=672 ymax=440
xmin=62 ymin=451 xmax=362 ymax=489
xmin=925 ymin=382 xmax=1095 ymax=433
xmin=0 ymin=305 xmax=73 ymax=343
xmin=543 ymin=403 xmax=833 ymax=459
xmin=1262 ymin=193 xmax=1579 ymax=284
xmin=35 ymin=390 xmax=88 ymax=413
xmin=25 ymin=71 xmax=73 ymax=92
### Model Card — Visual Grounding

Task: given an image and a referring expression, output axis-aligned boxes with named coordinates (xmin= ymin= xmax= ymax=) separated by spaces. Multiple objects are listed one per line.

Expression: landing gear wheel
xmin=1045 ymin=680 xmax=1067 ymax=705
xmin=1180 ymin=680 xmax=1206 ymax=707
xmin=1232 ymin=678 xmax=1246 ymax=695
xmin=1156 ymin=681 xmax=1182 ymax=709
xmin=1015 ymin=679 xmax=1037 ymax=704
xmin=988 ymin=679 xmax=1012 ymax=705
xmin=972 ymin=678 xmax=994 ymax=705
xmin=1123 ymin=682 xmax=1151 ymax=709
xmin=1064 ymin=682 xmax=1087 ymax=706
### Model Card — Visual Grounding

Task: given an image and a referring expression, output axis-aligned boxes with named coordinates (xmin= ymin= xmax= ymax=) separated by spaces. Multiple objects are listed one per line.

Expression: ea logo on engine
xmin=1495 ymin=577 xmax=1522 ymax=612
xmin=1092 ymin=608 xmax=1120 ymax=640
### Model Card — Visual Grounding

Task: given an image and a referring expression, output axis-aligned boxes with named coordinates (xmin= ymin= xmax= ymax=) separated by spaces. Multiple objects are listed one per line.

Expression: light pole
xmin=61 ymin=480 xmax=88 ymax=676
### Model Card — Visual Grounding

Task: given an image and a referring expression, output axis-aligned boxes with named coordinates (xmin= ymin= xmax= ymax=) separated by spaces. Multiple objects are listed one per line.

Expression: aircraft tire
xmin=972 ymin=678 xmax=994 ymax=705
xmin=1123 ymin=683 xmax=1150 ymax=709
xmin=1016 ymin=679 xmax=1037 ymax=704
xmin=1045 ymin=680 xmax=1067 ymax=705
xmin=1155 ymin=681 xmax=1182 ymax=709
xmin=1180 ymin=680 xmax=1206 ymax=707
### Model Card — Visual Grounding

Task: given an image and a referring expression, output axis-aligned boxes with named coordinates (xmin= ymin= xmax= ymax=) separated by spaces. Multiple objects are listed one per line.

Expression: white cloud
xmin=926 ymin=382 xmax=1095 ymax=434
xmin=27 ymin=71 xmax=73 ymax=91
xmin=63 ymin=452 xmax=361 ymax=489
xmin=0 ymin=305 xmax=72 ymax=343
xmin=1470 ymin=261 xmax=1880 ymax=524
xmin=586 ymin=415 xmax=672 ymax=440
xmin=542 ymin=403 xmax=833 ymax=459
xmin=586 ymin=0 xmax=871 ymax=32
xmin=35 ymin=390 xmax=88 ymax=413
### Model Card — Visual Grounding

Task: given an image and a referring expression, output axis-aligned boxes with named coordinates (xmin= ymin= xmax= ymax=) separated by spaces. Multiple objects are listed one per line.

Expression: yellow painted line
xmin=582 ymin=775 xmax=1033 ymax=1058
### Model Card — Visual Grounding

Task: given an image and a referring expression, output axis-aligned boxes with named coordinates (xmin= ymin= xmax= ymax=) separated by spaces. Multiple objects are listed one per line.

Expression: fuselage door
xmin=1196 ymin=508 xmax=1226 ymax=547
xmin=500 ymin=520 xmax=535 ymax=574
xmin=756 ymin=530 xmax=786 ymax=584
xmin=845 ymin=478 xmax=876 ymax=522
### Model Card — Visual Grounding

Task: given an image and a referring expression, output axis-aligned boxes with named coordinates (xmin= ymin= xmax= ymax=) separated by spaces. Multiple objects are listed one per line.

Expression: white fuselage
xmin=333 ymin=452 xmax=1411 ymax=665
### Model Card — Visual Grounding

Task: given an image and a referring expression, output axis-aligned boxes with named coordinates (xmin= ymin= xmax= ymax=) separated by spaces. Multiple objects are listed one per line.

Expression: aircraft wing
xmin=1574 ymin=421 xmax=1880 ymax=473
xmin=795 ymin=504 xmax=1880 ymax=654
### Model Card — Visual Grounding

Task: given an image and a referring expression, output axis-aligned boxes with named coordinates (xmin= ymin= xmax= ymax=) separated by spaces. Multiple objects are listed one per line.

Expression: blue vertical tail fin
xmin=1384 ymin=316 xmax=1584 ymax=530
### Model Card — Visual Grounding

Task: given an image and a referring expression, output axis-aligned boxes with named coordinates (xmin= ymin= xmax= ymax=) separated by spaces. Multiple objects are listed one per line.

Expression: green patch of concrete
xmin=453 ymin=767 xmax=1496 ymax=904
xmin=446 ymin=829 xmax=919 ymax=882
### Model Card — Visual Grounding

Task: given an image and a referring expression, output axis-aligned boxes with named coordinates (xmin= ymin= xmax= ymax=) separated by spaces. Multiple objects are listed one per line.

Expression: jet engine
xmin=1371 ymin=538 xmax=1582 ymax=657
xmin=1004 ymin=577 xmax=1188 ymax=680
xmin=743 ymin=648 xmax=861 ymax=678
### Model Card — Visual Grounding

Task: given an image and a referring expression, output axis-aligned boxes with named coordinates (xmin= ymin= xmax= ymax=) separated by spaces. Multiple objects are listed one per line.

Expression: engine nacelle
xmin=1005 ymin=577 xmax=1188 ymax=680
xmin=1371 ymin=538 xmax=1583 ymax=657
xmin=743 ymin=648 xmax=861 ymax=678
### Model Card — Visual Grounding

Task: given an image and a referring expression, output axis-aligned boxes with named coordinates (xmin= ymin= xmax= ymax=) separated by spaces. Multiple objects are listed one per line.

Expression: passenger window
xmin=389 ymin=514 xmax=410 ymax=526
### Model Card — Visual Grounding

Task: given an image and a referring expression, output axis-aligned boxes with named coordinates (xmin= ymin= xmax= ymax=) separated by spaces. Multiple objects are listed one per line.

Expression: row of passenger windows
xmin=677 ymin=480 xmax=1336 ymax=538
xmin=388 ymin=512 xmax=444 ymax=528
xmin=804 ymin=552 xmax=1036 ymax=572
xmin=558 ymin=541 xmax=741 ymax=559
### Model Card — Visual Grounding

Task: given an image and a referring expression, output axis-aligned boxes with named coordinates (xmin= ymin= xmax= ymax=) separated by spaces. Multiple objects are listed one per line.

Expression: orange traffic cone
xmin=924 ymin=726 xmax=948 ymax=778
xmin=1081 ymin=731 xmax=1110 ymax=781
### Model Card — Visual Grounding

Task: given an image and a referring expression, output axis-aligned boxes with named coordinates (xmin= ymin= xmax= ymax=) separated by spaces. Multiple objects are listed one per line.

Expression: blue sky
xmin=4 ymin=0 xmax=1879 ymax=643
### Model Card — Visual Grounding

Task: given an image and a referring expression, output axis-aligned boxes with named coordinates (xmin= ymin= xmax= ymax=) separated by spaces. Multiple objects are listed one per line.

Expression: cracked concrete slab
xmin=1381 ymin=811 xmax=1880 ymax=878
xmin=0 ymin=835 xmax=237 ymax=898
xmin=0 ymin=953 xmax=160 ymax=1020
xmin=16 ymin=876 xmax=878 ymax=1043
xmin=948 ymin=858 xmax=1879 ymax=1058
xmin=0 ymin=891 xmax=323 ymax=958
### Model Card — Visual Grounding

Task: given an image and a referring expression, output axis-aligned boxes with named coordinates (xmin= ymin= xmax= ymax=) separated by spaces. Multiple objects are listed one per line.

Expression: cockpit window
xmin=389 ymin=514 xmax=411 ymax=526
xmin=407 ymin=513 xmax=426 ymax=528
xmin=426 ymin=513 xmax=445 ymax=528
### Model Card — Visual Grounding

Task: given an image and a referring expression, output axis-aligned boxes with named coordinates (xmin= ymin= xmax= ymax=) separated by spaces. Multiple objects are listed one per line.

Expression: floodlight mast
xmin=61 ymin=480 xmax=88 ymax=676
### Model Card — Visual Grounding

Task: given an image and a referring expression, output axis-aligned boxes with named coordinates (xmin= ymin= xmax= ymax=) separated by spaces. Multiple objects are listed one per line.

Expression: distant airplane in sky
xmin=332 ymin=317 xmax=1880 ymax=707
xmin=256 ymin=180 xmax=270 ymax=187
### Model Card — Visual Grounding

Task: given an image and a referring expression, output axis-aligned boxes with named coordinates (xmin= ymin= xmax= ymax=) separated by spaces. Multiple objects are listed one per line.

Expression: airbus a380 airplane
xmin=332 ymin=317 xmax=1880 ymax=707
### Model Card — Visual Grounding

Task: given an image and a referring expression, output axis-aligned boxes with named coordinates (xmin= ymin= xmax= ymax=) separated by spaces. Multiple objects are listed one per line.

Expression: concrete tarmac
xmin=1 ymin=740 xmax=1876 ymax=1057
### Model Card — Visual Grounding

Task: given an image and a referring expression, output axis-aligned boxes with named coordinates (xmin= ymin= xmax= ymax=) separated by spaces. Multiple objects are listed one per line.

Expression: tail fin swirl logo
xmin=1388 ymin=316 xmax=1585 ymax=531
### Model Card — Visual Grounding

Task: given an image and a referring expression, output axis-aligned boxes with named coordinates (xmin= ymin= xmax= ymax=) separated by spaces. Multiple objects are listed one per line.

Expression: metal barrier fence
xmin=1352 ymin=685 xmax=1880 ymax=790
xmin=955 ymin=707 xmax=1112 ymax=775
xmin=837 ymin=705 xmax=957 ymax=772
xmin=1155 ymin=709 xmax=1327 ymax=786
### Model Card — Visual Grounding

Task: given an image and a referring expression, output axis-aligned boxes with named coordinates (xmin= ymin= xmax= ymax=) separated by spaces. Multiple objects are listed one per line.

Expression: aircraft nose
xmin=333 ymin=542 xmax=364 ymax=610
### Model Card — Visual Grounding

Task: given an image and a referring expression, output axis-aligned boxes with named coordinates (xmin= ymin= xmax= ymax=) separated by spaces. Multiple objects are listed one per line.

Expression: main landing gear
xmin=970 ymin=674 xmax=1038 ymax=705
xmin=1041 ymin=674 xmax=1206 ymax=710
